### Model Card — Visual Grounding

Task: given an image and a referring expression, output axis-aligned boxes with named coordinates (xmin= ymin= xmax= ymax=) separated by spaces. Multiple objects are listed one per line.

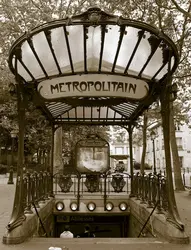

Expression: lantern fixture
xmin=105 ymin=202 xmax=114 ymax=211
xmin=87 ymin=202 xmax=96 ymax=211
xmin=55 ymin=201 xmax=64 ymax=211
xmin=119 ymin=202 xmax=128 ymax=211
xmin=70 ymin=202 xmax=78 ymax=211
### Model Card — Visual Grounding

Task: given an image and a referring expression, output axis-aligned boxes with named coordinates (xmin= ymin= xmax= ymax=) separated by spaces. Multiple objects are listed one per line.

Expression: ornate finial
xmin=87 ymin=6 xmax=101 ymax=25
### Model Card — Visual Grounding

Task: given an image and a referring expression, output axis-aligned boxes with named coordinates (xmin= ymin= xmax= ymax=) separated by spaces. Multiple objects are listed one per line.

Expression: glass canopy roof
xmin=8 ymin=7 xmax=179 ymax=125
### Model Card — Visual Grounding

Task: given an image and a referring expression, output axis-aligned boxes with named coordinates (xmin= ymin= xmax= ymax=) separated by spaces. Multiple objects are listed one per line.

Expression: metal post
xmin=7 ymin=136 xmax=15 ymax=184
xmin=152 ymin=139 xmax=156 ymax=175
xmin=127 ymin=125 xmax=134 ymax=197
xmin=50 ymin=125 xmax=55 ymax=197
xmin=160 ymin=57 xmax=184 ymax=230
xmin=6 ymin=82 xmax=26 ymax=232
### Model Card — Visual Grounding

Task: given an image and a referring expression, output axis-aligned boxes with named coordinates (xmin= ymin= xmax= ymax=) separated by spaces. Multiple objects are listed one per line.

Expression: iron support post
xmin=127 ymin=125 xmax=134 ymax=196
xmin=160 ymin=61 xmax=184 ymax=230
xmin=7 ymin=136 xmax=15 ymax=184
xmin=50 ymin=125 xmax=55 ymax=197
xmin=152 ymin=139 xmax=156 ymax=175
xmin=6 ymin=82 xmax=26 ymax=232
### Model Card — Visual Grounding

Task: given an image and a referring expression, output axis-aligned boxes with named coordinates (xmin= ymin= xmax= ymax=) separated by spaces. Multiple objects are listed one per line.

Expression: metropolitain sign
xmin=37 ymin=74 xmax=149 ymax=100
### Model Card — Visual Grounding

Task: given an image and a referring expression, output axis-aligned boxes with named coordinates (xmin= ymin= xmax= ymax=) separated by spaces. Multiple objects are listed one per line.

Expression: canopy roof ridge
xmin=8 ymin=6 xmax=179 ymax=126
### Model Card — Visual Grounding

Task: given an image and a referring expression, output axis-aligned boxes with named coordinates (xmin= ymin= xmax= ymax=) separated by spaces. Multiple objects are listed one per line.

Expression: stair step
xmin=3 ymin=237 xmax=170 ymax=250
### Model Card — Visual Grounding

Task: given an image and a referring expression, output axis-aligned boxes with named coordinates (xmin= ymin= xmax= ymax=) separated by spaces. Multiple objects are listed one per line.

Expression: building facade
xmin=145 ymin=123 xmax=191 ymax=172
xmin=109 ymin=123 xmax=191 ymax=173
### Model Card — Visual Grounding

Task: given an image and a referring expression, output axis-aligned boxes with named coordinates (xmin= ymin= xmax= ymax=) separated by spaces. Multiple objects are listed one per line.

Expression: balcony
xmin=177 ymin=145 xmax=183 ymax=151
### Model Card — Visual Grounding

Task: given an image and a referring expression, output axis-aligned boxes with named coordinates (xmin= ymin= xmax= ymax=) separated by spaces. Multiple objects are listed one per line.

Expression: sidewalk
xmin=0 ymin=179 xmax=190 ymax=250
xmin=175 ymin=190 xmax=191 ymax=239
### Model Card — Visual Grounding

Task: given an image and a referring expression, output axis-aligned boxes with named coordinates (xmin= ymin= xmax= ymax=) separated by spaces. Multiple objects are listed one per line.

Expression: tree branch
xmin=170 ymin=0 xmax=191 ymax=19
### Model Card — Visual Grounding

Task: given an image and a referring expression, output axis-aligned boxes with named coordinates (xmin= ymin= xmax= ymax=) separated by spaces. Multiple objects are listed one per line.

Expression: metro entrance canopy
xmin=8 ymin=6 xmax=179 ymax=126
xmin=4 ymin=7 xmax=188 ymax=245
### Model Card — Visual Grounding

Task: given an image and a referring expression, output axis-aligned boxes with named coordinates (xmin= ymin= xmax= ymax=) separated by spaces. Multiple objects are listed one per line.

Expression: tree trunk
xmin=140 ymin=112 xmax=148 ymax=174
xmin=53 ymin=126 xmax=63 ymax=174
xmin=160 ymin=77 xmax=183 ymax=230
xmin=170 ymin=102 xmax=185 ymax=190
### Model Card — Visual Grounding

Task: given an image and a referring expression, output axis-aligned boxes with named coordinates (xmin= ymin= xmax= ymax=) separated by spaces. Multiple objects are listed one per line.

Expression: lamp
xmin=7 ymin=130 xmax=18 ymax=184
xmin=105 ymin=202 xmax=114 ymax=211
xmin=70 ymin=202 xmax=78 ymax=211
xmin=150 ymin=130 xmax=156 ymax=141
xmin=119 ymin=202 xmax=128 ymax=211
xmin=55 ymin=201 xmax=65 ymax=211
xmin=87 ymin=202 xmax=96 ymax=211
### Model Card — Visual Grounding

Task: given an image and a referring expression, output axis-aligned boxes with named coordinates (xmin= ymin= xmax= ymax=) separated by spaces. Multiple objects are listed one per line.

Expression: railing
xmin=19 ymin=170 xmax=169 ymax=214
xmin=53 ymin=172 xmax=131 ymax=197
xmin=22 ymin=171 xmax=52 ymax=214
xmin=132 ymin=172 xmax=168 ymax=212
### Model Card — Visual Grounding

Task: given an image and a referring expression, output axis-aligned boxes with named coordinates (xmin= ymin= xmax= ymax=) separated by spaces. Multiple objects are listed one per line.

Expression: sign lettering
xmin=38 ymin=74 xmax=149 ymax=100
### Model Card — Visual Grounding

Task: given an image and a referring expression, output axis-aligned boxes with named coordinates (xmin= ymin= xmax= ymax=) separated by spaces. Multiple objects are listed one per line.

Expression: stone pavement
xmin=0 ymin=178 xmax=190 ymax=250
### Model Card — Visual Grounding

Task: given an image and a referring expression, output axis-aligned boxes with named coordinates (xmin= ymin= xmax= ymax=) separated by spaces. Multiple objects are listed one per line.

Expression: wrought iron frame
xmin=4 ymin=6 xmax=185 ymax=243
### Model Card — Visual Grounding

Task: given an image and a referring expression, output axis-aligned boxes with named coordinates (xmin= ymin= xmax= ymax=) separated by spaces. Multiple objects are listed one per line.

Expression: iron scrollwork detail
xmin=111 ymin=173 xmax=126 ymax=192
xmin=85 ymin=174 xmax=100 ymax=192
xmin=58 ymin=174 xmax=73 ymax=193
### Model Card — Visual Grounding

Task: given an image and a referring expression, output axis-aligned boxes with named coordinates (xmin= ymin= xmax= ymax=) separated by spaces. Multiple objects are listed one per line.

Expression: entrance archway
xmin=3 ymin=6 xmax=188 ymax=245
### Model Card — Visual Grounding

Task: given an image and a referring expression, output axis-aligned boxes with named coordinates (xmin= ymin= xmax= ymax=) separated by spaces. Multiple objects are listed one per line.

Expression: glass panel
xmin=107 ymin=108 xmax=115 ymax=119
xmin=102 ymin=25 xmax=120 ymax=72
xmin=99 ymin=107 xmax=107 ymax=118
xmin=84 ymin=107 xmax=91 ymax=118
xmin=92 ymin=107 xmax=99 ymax=119
xmin=12 ymin=56 xmax=32 ymax=81
xmin=17 ymin=61 xmax=32 ymax=81
xmin=21 ymin=40 xmax=45 ymax=79
xmin=116 ymin=27 xmax=141 ymax=73
xmin=32 ymin=31 xmax=59 ymax=76
xmin=87 ymin=26 xmax=101 ymax=71
xmin=142 ymin=43 xmax=164 ymax=79
xmin=12 ymin=56 xmax=15 ymax=70
xmin=115 ymin=112 xmax=122 ymax=119
xmin=76 ymin=107 xmax=84 ymax=118
xmin=68 ymin=108 xmax=76 ymax=118
xmin=66 ymin=25 xmax=84 ymax=72
xmin=128 ymin=31 xmax=151 ymax=76
xmin=50 ymin=27 xmax=72 ymax=73
xmin=171 ymin=56 xmax=175 ymax=70
xmin=155 ymin=63 xmax=168 ymax=80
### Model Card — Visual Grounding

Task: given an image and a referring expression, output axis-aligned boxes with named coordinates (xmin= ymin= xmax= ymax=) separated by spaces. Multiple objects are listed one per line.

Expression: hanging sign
xmin=37 ymin=74 xmax=149 ymax=100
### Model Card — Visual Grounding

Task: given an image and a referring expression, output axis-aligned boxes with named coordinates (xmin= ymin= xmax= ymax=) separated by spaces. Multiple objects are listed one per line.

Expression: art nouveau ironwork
xmin=4 ymin=6 xmax=185 ymax=244
xmin=8 ymin=6 xmax=178 ymax=126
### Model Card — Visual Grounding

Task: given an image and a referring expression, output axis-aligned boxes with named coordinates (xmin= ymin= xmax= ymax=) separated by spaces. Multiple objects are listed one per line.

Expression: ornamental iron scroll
xmin=84 ymin=174 xmax=100 ymax=193
xmin=58 ymin=174 xmax=73 ymax=193
xmin=111 ymin=173 xmax=126 ymax=192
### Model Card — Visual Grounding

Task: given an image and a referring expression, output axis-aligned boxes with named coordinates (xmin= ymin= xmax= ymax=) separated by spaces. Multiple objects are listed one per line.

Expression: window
xmin=115 ymin=147 xmax=124 ymax=155
xmin=176 ymin=137 xmax=183 ymax=150
xmin=179 ymin=156 xmax=183 ymax=168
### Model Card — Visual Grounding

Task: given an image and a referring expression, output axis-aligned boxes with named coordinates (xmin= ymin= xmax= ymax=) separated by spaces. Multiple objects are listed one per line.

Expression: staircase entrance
xmin=55 ymin=214 xmax=129 ymax=238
